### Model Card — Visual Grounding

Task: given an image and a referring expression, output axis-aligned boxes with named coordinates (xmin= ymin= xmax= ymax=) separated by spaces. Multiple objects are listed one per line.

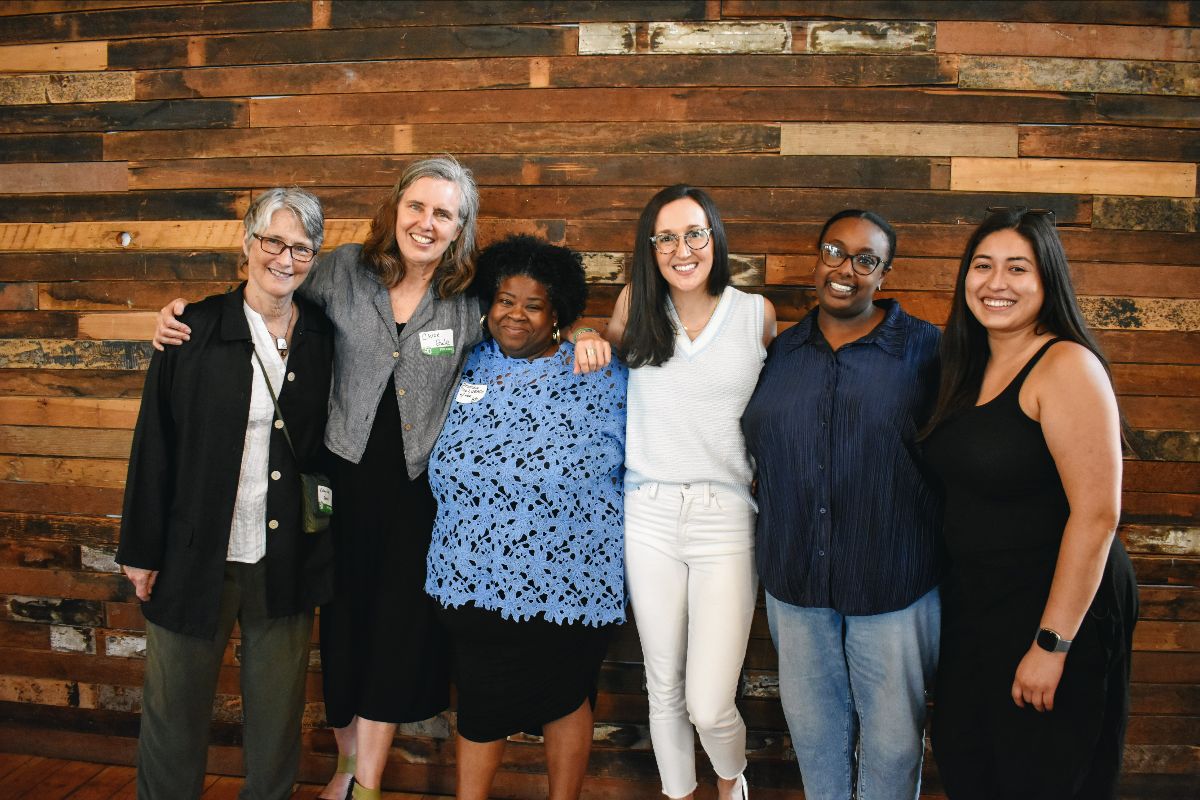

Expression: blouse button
xmin=397 ymin=388 xmax=406 ymax=397
xmin=393 ymin=351 xmax=400 ymax=358
xmin=404 ymin=423 xmax=413 ymax=431
xmin=270 ymin=470 xmax=281 ymax=480
xmin=268 ymin=519 xmax=279 ymax=530
xmin=286 ymin=372 xmax=295 ymax=382
xmin=273 ymin=419 xmax=284 ymax=429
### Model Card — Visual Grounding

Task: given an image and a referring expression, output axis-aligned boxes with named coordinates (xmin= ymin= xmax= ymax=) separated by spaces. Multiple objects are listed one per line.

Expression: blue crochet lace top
xmin=426 ymin=339 xmax=628 ymax=626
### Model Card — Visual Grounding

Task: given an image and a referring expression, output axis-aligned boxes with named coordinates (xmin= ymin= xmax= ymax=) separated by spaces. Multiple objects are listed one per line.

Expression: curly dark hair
xmin=472 ymin=234 xmax=589 ymax=330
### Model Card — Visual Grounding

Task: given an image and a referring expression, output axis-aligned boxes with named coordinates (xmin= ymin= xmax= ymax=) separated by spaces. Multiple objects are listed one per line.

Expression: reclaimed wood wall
xmin=0 ymin=1 xmax=1197 ymax=797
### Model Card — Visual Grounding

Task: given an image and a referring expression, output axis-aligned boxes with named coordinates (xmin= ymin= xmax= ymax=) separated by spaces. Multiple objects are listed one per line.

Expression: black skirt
xmin=439 ymin=603 xmax=613 ymax=743
xmin=318 ymin=375 xmax=450 ymax=727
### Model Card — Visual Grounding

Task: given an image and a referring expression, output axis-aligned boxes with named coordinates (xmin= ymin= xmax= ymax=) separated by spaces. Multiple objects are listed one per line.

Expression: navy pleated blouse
xmin=741 ymin=300 xmax=943 ymax=615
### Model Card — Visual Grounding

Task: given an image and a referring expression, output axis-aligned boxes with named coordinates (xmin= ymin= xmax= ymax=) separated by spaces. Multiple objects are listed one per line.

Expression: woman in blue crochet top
xmin=425 ymin=235 xmax=627 ymax=800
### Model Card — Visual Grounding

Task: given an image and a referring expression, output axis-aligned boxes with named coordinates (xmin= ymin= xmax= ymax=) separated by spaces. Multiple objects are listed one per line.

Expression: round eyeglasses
xmin=254 ymin=233 xmax=316 ymax=263
xmin=649 ymin=227 xmax=712 ymax=255
xmin=820 ymin=242 xmax=887 ymax=276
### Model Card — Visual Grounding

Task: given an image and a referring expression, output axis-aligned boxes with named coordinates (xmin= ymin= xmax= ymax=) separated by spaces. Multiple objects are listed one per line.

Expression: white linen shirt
xmin=226 ymin=302 xmax=287 ymax=563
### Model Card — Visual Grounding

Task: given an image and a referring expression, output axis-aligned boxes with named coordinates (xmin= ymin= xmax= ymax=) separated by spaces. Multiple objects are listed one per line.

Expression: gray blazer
xmin=301 ymin=243 xmax=483 ymax=478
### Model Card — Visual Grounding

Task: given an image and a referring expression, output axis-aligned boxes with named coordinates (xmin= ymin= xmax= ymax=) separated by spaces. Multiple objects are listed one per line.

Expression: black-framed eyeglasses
xmin=819 ymin=242 xmax=887 ymax=276
xmin=986 ymin=206 xmax=1056 ymax=225
xmin=254 ymin=233 xmax=316 ymax=262
xmin=649 ymin=227 xmax=712 ymax=255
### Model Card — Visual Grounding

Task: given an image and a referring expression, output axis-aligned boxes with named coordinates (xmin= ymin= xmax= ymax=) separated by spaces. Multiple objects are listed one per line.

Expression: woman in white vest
xmin=576 ymin=185 xmax=775 ymax=800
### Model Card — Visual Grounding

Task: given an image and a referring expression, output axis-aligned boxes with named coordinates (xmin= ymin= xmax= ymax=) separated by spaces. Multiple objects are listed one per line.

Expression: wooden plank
xmin=0 ymin=0 xmax=311 ymax=43
xmin=1114 ymin=364 xmax=1200 ymax=397
xmin=130 ymin=154 xmax=948 ymax=191
xmin=1093 ymin=197 xmax=1199 ymax=233
xmin=938 ymin=22 xmax=1200 ymax=62
xmin=1120 ymin=524 xmax=1198 ymax=557
xmin=39 ymin=281 xmax=241 ymax=311
xmin=1136 ymin=621 xmax=1200 ymax=653
xmin=1127 ymin=430 xmax=1200 ymax=463
xmin=0 ymin=162 xmax=127 ymax=195
xmin=960 ymin=55 xmax=1200 ymax=97
xmin=1019 ymin=125 xmax=1200 ymax=162
xmin=0 ymin=222 xmax=246 ymax=251
xmin=0 ymin=398 xmax=140 ymax=429
xmin=580 ymin=21 xmax=791 ymax=54
xmin=781 ymin=123 xmax=1016 ymax=157
xmin=0 ymin=457 xmax=126 ymax=490
xmin=798 ymin=21 xmax=935 ymax=53
xmin=0 ymin=340 xmax=152 ymax=371
xmin=0 ymin=565 xmax=131 ymax=602
xmin=0 ymin=133 xmax=102 ymax=164
xmin=0 ymin=72 xmax=134 ymax=106
xmin=0 ymin=312 xmax=77 ymax=338
xmin=0 ymin=42 xmax=105 ymax=72
xmin=329 ymin=1 xmax=708 ymax=27
xmin=77 ymin=313 xmax=157 ymax=342
xmin=20 ymin=756 xmax=104 ymax=797
xmin=0 ymin=99 xmax=247 ymax=134
xmin=246 ymin=87 xmax=1096 ymax=127
xmin=0 ymin=284 xmax=38 ymax=311
xmin=1097 ymin=94 xmax=1200 ymax=129
xmin=950 ymin=157 xmax=1196 ymax=198
xmin=0 ymin=369 xmax=143 ymax=399
xmin=720 ymin=1 xmax=1200 ymax=26
xmin=0 ymin=251 xmax=242 ymax=281
xmin=1097 ymin=331 xmax=1200 ymax=365
xmin=0 ymin=512 xmax=119 ymax=548
xmin=56 ymin=763 xmax=137 ymax=800
xmin=1140 ymin=587 xmax=1200 ymax=622
xmin=0 ymin=191 xmax=249 ymax=224
xmin=108 ymin=122 xmax=782 ymax=159
xmin=1078 ymin=297 xmax=1199 ymax=334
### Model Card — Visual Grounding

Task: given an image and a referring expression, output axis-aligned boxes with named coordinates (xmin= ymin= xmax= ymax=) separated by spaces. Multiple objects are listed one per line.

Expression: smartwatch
xmin=1036 ymin=627 xmax=1072 ymax=653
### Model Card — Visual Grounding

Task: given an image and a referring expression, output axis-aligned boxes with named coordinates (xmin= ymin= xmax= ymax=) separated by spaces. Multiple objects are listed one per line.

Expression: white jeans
xmin=625 ymin=481 xmax=758 ymax=798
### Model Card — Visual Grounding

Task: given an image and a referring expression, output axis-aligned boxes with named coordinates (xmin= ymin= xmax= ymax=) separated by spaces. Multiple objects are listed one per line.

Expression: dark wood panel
xmin=0 ymin=312 xmax=78 ymax=338
xmin=0 ymin=1 xmax=310 ymax=43
xmin=0 ymin=133 xmax=102 ymax=163
xmin=0 ymin=99 xmax=247 ymax=134
xmin=247 ymin=87 xmax=1097 ymax=126
xmin=1096 ymin=94 xmax=1200 ymax=129
xmin=1019 ymin=125 xmax=1200 ymax=162
xmin=1096 ymin=331 xmax=1200 ymax=365
xmin=40 ymin=281 xmax=239 ymax=311
xmin=0 ymin=191 xmax=248 ymax=223
xmin=0 ymin=251 xmax=242 ymax=281
xmin=0 ymin=512 xmax=118 ymax=548
xmin=329 ymin=1 xmax=707 ymax=27
xmin=722 ymin=1 xmax=1199 ymax=25
xmin=0 ymin=482 xmax=124 ymax=517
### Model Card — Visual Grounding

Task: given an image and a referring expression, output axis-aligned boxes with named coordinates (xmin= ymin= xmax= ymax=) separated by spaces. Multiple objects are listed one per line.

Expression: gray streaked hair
xmin=243 ymin=187 xmax=325 ymax=252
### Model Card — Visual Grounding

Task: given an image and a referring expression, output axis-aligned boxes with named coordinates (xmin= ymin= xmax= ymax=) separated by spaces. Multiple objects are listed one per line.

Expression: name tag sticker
xmin=317 ymin=485 xmax=333 ymax=513
xmin=455 ymin=383 xmax=487 ymax=404
xmin=419 ymin=328 xmax=455 ymax=356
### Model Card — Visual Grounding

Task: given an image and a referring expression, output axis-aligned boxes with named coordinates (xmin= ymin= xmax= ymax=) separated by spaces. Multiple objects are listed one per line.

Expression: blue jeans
xmin=766 ymin=588 xmax=940 ymax=800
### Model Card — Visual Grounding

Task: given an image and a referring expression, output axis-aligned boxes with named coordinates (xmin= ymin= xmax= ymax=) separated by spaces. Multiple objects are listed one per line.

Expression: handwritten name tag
xmin=455 ymin=383 xmax=488 ymax=403
xmin=419 ymin=328 xmax=455 ymax=356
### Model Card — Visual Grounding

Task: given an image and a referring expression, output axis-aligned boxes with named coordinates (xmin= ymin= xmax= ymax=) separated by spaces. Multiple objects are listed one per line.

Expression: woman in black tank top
xmin=921 ymin=208 xmax=1137 ymax=799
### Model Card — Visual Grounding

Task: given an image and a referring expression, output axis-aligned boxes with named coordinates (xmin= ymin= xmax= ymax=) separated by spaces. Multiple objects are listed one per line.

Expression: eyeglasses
xmin=649 ymin=227 xmax=712 ymax=255
xmin=254 ymin=233 xmax=316 ymax=262
xmin=819 ymin=242 xmax=888 ymax=276
xmin=985 ymin=206 xmax=1056 ymax=224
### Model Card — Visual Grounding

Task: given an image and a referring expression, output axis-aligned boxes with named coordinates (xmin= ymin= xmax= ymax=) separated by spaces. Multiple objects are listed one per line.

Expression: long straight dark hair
xmin=922 ymin=208 xmax=1114 ymax=436
xmin=621 ymin=184 xmax=730 ymax=368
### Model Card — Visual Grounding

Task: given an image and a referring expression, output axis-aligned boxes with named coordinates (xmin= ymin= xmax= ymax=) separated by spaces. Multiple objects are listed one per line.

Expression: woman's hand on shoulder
xmin=1011 ymin=643 xmax=1066 ymax=712
xmin=152 ymin=298 xmax=191 ymax=351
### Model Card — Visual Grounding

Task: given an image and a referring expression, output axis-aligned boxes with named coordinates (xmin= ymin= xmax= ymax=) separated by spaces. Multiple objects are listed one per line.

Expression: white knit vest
xmin=625 ymin=286 xmax=766 ymax=506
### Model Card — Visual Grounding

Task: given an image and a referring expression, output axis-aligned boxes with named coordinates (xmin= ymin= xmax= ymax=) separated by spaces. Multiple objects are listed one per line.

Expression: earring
xmin=480 ymin=314 xmax=489 ymax=337
xmin=552 ymin=326 xmax=561 ymax=344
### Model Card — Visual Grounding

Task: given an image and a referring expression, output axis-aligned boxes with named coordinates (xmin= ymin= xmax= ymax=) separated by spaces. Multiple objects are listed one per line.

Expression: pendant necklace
xmin=265 ymin=303 xmax=294 ymax=356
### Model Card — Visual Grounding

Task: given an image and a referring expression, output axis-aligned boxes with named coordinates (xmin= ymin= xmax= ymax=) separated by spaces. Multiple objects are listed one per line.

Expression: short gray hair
xmin=243 ymin=187 xmax=325 ymax=253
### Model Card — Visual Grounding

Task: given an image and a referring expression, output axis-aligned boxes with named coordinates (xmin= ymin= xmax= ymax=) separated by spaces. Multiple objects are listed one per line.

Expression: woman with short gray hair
xmin=120 ymin=187 xmax=334 ymax=799
xmin=154 ymin=157 xmax=484 ymax=800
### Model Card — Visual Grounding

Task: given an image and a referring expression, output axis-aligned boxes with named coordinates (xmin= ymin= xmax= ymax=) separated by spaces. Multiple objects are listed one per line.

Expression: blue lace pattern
xmin=426 ymin=340 xmax=628 ymax=626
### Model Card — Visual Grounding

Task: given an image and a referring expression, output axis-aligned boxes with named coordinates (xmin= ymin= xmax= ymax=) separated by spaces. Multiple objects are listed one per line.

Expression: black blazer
xmin=117 ymin=285 xmax=334 ymax=639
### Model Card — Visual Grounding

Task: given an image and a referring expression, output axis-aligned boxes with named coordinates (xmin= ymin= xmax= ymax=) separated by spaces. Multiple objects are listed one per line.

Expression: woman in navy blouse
xmin=425 ymin=235 xmax=627 ymax=800
xmin=741 ymin=210 xmax=943 ymax=800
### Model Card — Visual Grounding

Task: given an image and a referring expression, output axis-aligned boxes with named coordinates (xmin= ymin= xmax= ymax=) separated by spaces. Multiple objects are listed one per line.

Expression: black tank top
xmin=924 ymin=339 xmax=1068 ymax=560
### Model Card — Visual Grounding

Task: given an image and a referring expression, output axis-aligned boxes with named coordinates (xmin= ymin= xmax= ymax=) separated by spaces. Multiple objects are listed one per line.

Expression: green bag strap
xmin=251 ymin=347 xmax=300 ymax=466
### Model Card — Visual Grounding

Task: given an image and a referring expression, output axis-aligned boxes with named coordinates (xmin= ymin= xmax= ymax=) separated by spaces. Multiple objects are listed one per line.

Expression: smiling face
xmin=653 ymin=197 xmax=714 ymax=296
xmin=965 ymin=228 xmax=1045 ymax=337
xmin=243 ymin=208 xmax=313 ymax=302
xmin=488 ymin=274 xmax=559 ymax=360
xmin=394 ymin=176 xmax=462 ymax=272
xmin=814 ymin=216 xmax=890 ymax=321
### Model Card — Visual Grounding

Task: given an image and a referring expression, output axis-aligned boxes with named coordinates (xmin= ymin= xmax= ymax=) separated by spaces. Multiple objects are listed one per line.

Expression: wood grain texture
xmin=950 ymin=157 xmax=1197 ymax=197
xmin=960 ymin=55 xmax=1200 ymax=97
xmin=0 ymin=41 xmax=105 ymax=72
xmin=0 ymin=163 xmax=127 ymax=195
xmin=938 ymin=21 xmax=1200 ymax=61
xmin=0 ymin=72 xmax=133 ymax=106
xmin=1018 ymin=124 xmax=1200 ymax=162
xmin=781 ymin=123 xmax=1016 ymax=157
xmin=0 ymin=99 xmax=248 ymax=134
xmin=1092 ymin=197 xmax=1200 ymax=232
xmin=720 ymin=1 xmax=1200 ymax=26
xmin=580 ymin=21 xmax=792 ymax=54
xmin=798 ymin=20 xmax=935 ymax=53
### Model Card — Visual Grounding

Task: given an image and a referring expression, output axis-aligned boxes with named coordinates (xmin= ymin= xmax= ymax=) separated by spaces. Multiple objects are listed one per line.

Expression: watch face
xmin=1036 ymin=628 xmax=1062 ymax=652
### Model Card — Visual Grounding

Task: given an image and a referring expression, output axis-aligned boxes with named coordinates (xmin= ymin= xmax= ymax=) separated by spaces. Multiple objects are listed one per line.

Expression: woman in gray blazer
xmin=154 ymin=157 xmax=483 ymax=800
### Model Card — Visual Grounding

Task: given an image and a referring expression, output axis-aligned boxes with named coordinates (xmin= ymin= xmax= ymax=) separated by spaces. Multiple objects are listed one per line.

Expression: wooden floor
xmin=0 ymin=753 xmax=449 ymax=800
